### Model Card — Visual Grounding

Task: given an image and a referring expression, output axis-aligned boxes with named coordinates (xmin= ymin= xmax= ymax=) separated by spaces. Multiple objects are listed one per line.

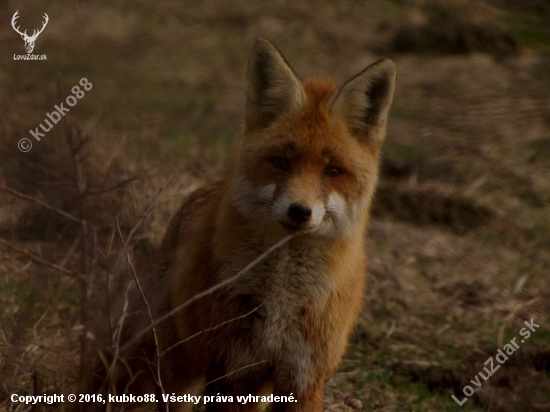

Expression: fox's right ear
xmin=245 ymin=39 xmax=305 ymax=132
xmin=331 ymin=59 xmax=396 ymax=148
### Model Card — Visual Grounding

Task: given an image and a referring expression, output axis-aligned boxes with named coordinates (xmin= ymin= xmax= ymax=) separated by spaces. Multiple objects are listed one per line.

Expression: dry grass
xmin=1 ymin=0 xmax=549 ymax=411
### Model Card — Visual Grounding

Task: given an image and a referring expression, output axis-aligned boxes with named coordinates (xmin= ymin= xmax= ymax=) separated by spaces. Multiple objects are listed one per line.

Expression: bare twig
xmin=160 ymin=304 xmax=264 ymax=357
xmin=121 ymin=234 xmax=293 ymax=353
xmin=34 ymin=180 xmax=77 ymax=188
xmin=383 ymin=263 xmax=403 ymax=290
xmin=113 ymin=172 xmax=174 ymax=271
xmin=0 ymin=265 xmax=46 ymax=402
xmin=0 ymin=182 xmax=86 ymax=226
xmin=59 ymin=235 xmax=81 ymax=268
xmin=105 ymin=281 xmax=132 ymax=395
xmin=504 ymin=297 xmax=540 ymax=322
xmin=192 ymin=360 xmax=269 ymax=392
xmin=99 ymin=133 xmax=127 ymax=191
xmin=106 ymin=228 xmax=116 ymax=346
xmin=0 ymin=236 xmax=77 ymax=277
xmin=115 ymin=219 xmax=167 ymax=410
xmin=87 ymin=175 xmax=140 ymax=195
xmin=128 ymin=173 xmax=174 ymax=245
xmin=34 ymin=165 xmax=138 ymax=196
xmin=57 ymin=76 xmax=93 ymax=396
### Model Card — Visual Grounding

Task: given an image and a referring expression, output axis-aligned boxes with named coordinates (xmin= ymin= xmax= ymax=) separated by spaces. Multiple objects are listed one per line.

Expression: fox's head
xmin=230 ymin=39 xmax=396 ymax=238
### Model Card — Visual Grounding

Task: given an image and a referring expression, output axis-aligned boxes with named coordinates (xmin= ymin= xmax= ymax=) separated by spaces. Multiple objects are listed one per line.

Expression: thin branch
xmin=383 ymin=263 xmax=403 ymax=290
xmin=0 ymin=182 xmax=86 ymax=226
xmin=106 ymin=281 xmax=132 ymax=394
xmin=160 ymin=304 xmax=264 ymax=357
xmin=192 ymin=360 xmax=269 ymax=392
xmin=113 ymin=172 xmax=174 ymax=271
xmin=127 ymin=173 xmax=174 ymax=245
xmin=86 ymin=175 xmax=140 ymax=195
xmin=35 ymin=175 xmax=140 ymax=196
xmin=0 ymin=236 xmax=77 ymax=277
xmin=57 ymin=79 xmax=92 ymax=395
xmin=121 ymin=234 xmax=293 ymax=354
xmin=99 ymin=133 xmax=127 ymax=191
xmin=115 ymin=219 xmax=167 ymax=408
xmin=34 ymin=180 xmax=77 ymax=188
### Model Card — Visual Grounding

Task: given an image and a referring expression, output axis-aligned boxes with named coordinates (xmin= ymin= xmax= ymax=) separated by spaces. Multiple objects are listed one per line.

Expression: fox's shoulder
xmin=176 ymin=180 xmax=224 ymax=226
xmin=158 ymin=180 xmax=224 ymax=265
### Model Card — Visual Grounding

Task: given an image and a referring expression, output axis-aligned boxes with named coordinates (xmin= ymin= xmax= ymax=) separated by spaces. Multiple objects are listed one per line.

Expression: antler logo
xmin=11 ymin=11 xmax=49 ymax=54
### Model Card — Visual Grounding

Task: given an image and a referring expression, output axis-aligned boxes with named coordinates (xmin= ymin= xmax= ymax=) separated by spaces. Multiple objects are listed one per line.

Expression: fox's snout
xmin=288 ymin=203 xmax=312 ymax=224
xmin=273 ymin=196 xmax=324 ymax=233
xmin=235 ymin=178 xmax=334 ymax=235
xmin=269 ymin=182 xmax=328 ymax=233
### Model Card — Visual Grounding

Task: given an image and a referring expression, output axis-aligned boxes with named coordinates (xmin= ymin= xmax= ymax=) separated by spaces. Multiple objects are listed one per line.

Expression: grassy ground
xmin=1 ymin=0 xmax=549 ymax=411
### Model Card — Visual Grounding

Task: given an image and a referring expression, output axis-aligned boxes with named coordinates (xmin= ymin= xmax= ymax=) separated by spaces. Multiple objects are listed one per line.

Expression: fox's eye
xmin=271 ymin=157 xmax=290 ymax=171
xmin=324 ymin=166 xmax=343 ymax=177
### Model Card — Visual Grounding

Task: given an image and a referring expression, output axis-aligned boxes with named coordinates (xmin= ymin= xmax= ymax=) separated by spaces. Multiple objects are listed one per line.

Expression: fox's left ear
xmin=330 ymin=59 xmax=396 ymax=147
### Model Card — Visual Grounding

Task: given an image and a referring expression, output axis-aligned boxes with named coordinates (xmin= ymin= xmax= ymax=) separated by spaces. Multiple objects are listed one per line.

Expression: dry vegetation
xmin=1 ymin=0 xmax=549 ymax=411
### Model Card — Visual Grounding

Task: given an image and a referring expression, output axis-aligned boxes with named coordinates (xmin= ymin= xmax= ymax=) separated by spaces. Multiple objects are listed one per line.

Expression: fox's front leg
xmin=271 ymin=379 xmax=324 ymax=412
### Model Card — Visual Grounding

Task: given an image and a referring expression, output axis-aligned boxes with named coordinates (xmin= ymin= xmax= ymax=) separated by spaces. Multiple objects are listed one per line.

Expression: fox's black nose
xmin=288 ymin=203 xmax=312 ymax=224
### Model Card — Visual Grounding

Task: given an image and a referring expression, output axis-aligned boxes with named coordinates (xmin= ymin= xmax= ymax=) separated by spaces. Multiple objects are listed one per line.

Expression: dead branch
xmin=123 ymin=173 xmax=174 ymax=246
xmin=191 ymin=360 xmax=269 ymax=393
xmin=57 ymin=76 xmax=93 ymax=396
xmin=107 ymin=282 xmax=132 ymax=387
xmin=160 ymin=304 xmax=264 ymax=357
xmin=34 ymin=171 xmax=139 ymax=196
xmin=0 ymin=182 xmax=86 ymax=226
xmin=112 ymin=172 xmax=174 ymax=272
xmin=0 ymin=236 xmax=77 ymax=277
xmin=86 ymin=175 xmax=140 ymax=195
xmin=0 ymin=265 xmax=46 ymax=402
xmin=99 ymin=280 xmax=134 ymax=405
xmin=34 ymin=180 xmax=77 ymax=188
xmin=99 ymin=134 xmax=127 ymax=191
xmin=120 ymin=234 xmax=293 ymax=354
xmin=383 ymin=263 xmax=403 ymax=290
xmin=115 ymin=219 xmax=167 ymax=409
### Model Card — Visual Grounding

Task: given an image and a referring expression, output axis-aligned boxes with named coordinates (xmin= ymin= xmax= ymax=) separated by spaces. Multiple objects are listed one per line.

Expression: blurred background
xmin=0 ymin=0 xmax=549 ymax=411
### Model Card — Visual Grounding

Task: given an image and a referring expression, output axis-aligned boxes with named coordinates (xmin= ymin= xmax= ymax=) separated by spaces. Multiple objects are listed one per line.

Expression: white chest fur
xmin=224 ymin=240 xmax=332 ymax=389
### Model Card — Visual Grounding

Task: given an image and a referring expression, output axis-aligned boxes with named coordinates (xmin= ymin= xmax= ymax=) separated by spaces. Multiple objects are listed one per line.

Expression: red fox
xmin=90 ymin=39 xmax=396 ymax=411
